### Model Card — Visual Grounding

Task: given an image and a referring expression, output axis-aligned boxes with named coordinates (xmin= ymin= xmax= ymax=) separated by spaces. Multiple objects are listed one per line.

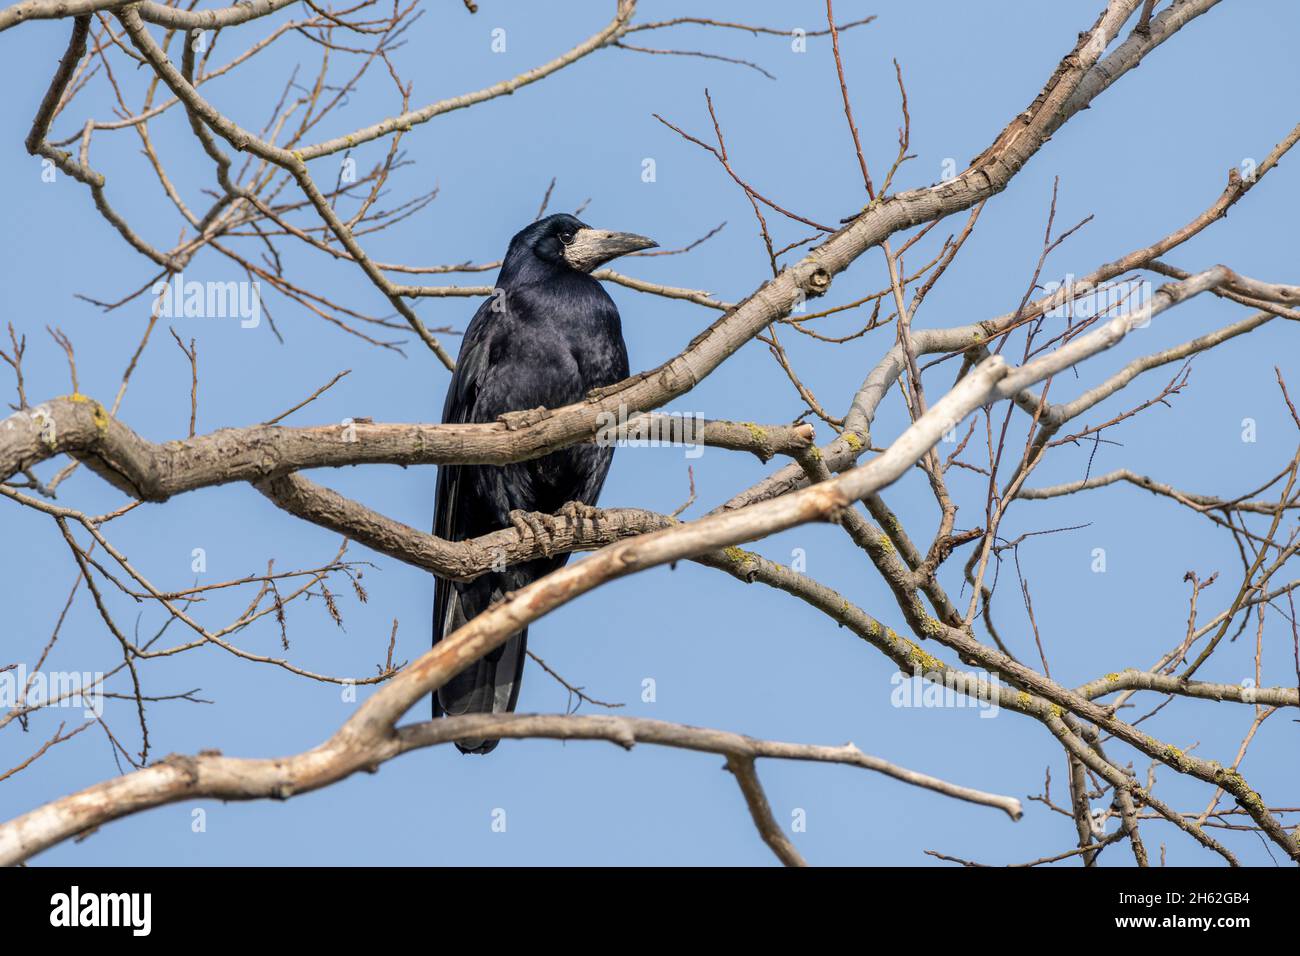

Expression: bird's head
xmin=504 ymin=213 xmax=657 ymax=276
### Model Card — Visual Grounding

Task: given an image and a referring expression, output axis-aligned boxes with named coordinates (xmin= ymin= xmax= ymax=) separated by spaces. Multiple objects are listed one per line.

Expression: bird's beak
xmin=563 ymin=228 xmax=658 ymax=273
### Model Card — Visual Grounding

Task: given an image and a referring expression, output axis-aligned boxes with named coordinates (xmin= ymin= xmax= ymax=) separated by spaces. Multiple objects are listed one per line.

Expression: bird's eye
xmin=559 ymin=231 xmax=575 ymax=246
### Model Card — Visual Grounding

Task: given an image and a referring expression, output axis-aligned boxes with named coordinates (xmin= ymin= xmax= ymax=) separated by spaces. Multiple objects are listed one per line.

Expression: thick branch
xmin=0 ymin=398 xmax=811 ymax=499
xmin=0 ymin=712 xmax=1020 ymax=865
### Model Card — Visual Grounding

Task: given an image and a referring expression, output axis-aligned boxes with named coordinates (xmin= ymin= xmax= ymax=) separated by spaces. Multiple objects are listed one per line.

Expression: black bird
xmin=432 ymin=213 xmax=656 ymax=754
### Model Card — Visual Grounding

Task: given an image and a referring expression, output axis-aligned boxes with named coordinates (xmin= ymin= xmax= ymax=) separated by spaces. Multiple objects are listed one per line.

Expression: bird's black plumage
xmin=432 ymin=213 xmax=654 ymax=754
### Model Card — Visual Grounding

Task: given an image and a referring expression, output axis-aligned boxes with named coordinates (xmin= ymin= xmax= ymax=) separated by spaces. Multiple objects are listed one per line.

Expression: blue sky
xmin=2 ymin=0 xmax=1297 ymax=866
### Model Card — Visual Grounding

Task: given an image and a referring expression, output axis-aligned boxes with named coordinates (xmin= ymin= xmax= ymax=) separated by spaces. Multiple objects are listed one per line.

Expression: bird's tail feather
xmin=434 ymin=584 xmax=527 ymax=754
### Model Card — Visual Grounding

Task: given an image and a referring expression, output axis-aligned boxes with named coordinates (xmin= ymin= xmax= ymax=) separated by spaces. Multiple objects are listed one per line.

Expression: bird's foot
xmin=508 ymin=509 xmax=558 ymax=557
xmin=556 ymin=500 xmax=604 ymax=537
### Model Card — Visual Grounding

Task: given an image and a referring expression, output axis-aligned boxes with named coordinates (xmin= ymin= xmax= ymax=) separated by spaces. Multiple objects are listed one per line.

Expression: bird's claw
xmin=508 ymin=503 xmax=603 ymax=557
xmin=509 ymin=509 xmax=558 ymax=557
xmin=556 ymin=500 xmax=603 ymax=537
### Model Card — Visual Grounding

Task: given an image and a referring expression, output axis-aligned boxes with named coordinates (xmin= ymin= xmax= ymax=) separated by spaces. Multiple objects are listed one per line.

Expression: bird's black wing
xmin=431 ymin=298 xmax=505 ymax=727
xmin=432 ymin=279 xmax=627 ymax=753
xmin=430 ymin=297 xmax=542 ymax=753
